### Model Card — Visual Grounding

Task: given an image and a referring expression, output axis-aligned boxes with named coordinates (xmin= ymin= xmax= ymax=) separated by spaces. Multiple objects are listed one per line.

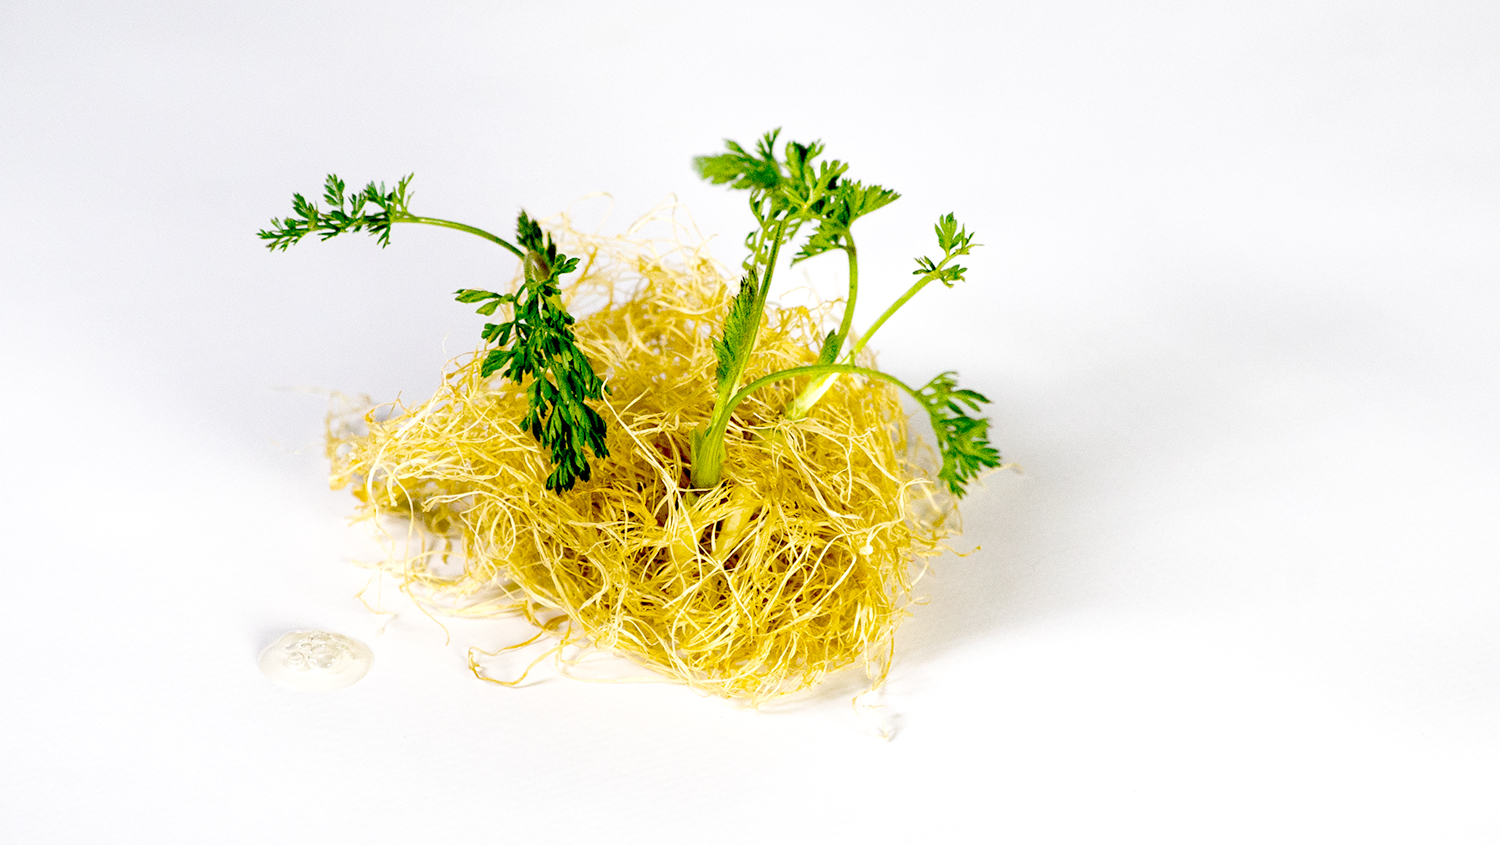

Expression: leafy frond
xmin=792 ymin=221 xmax=845 ymax=263
xmin=934 ymin=212 xmax=977 ymax=255
xmin=693 ymin=131 xmax=995 ymax=493
xmin=713 ymin=270 xmax=761 ymax=386
xmin=913 ymin=212 xmax=979 ymax=287
xmin=793 ymin=179 xmax=901 ymax=263
xmin=693 ymin=130 xmax=783 ymax=191
xmin=841 ymin=181 xmax=900 ymax=220
xmin=265 ymin=175 xmax=605 ymax=493
xmin=460 ymin=211 xmax=608 ymax=492
xmin=753 ymin=129 xmax=781 ymax=162
xmin=917 ymin=371 xmax=1002 ymax=497
xmin=816 ymin=330 xmax=840 ymax=365
xmin=259 ymin=173 xmax=415 ymax=250
xmin=782 ymin=140 xmax=832 ymax=197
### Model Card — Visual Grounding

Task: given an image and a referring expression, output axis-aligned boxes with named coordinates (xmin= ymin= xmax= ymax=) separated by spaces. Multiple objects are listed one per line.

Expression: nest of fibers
xmin=330 ymin=215 xmax=955 ymax=704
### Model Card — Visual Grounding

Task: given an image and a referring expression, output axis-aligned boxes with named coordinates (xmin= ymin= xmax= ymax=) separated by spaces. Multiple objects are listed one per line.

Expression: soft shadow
xmin=891 ymin=287 xmax=1404 ymax=668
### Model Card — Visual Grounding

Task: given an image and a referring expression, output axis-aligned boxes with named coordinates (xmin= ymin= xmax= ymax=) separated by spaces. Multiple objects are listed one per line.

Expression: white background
xmin=3 ymin=1 xmax=1497 ymax=841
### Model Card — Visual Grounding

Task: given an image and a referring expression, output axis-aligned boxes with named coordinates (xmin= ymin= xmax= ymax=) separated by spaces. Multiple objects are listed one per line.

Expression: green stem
xmin=692 ymin=216 xmax=790 ymax=489
xmin=750 ymin=219 xmax=789 ymax=324
xmin=731 ymin=363 xmax=917 ymax=417
xmin=833 ymin=237 xmax=859 ymax=349
xmin=788 ymin=239 xmax=962 ymax=421
xmin=784 ymin=238 xmax=859 ymax=420
xmin=847 ymin=268 xmax=941 ymax=361
xmin=693 ymin=363 xmax=924 ymax=488
xmin=396 ymin=214 xmax=525 ymax=259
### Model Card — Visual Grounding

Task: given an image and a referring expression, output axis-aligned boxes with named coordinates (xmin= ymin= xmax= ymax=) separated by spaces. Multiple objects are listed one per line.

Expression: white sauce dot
xmin=259 ymin=630 xmax=372 ymax=692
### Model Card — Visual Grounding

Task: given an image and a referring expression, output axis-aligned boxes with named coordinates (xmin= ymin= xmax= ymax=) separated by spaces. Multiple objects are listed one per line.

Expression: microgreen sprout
xmin=690 ymin=131 xmax=1001 ymax=496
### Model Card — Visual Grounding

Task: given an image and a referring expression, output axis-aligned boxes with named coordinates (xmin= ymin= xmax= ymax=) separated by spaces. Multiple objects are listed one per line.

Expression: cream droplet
xmin=259 ymin=630 xmax=372 ymax=692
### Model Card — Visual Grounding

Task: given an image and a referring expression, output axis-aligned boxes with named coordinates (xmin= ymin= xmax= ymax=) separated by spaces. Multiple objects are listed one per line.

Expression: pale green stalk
xmin=784 ymin=246 xmax=959 ymax=420
xmin=691 ymin=218 xmax=790 ymax=489
xmin=400 ymin=215 xmax=525 ymax=258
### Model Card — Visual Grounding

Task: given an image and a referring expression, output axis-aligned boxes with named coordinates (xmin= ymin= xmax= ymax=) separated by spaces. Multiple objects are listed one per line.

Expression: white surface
xmin=3 ymin=1 xmax=1498 ymax=842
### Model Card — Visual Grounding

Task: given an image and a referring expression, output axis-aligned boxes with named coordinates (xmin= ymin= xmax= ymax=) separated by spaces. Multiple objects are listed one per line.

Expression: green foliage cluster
xmin=260 ymin=180 xmax=603 ymax=492
xmin=453 ymin=214 xmax=608 ymax=492
xmin=259 ymin=175 xmax=413 ymax=250
xmin=692 ymin=130 xmax=1000 ymax=496
xmin=260 ymin=131 xmax=1002 ymax=498
xmin=917 ymin=372 xmax=1003 ymax=497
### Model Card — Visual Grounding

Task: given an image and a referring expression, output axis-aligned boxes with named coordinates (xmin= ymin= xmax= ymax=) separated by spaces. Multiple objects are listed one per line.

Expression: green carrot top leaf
xmin=712 ymin=268 xmax=762 ymax=389
xmin=259 ymin=174 xmax=415 ymax=250
xmin=917 ymin=371 xmax=1002 ymax=497
xmin=456 ymin=212 xmax=606 ymax=493
xmin=694 ymin=129 xmax=854 ymax=236
xmin=793 ymin=180 xmax=901 ymax=263
xmin=913 ymin=213 xmax=979 ymax=287
xmin=693 ymin=130 xmax=784 ymax=192
xmin=933 ymin=212 xmax=977 ymax=256
xmin=263 ymin=175 xmax=606 ymax=494
xmin=691 ymin=131 xmax=1001 ymax=497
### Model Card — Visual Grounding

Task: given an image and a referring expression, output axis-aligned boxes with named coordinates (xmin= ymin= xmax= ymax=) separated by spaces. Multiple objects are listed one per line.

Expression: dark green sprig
xmin=456 ymin=212 xmax=608 ymax=493
xmin=259 ymin=174 xmax=414 ymax=250
xmin=263 ymin=178 xmax=605 ymax=494
xmin=916 ymin=371 xmax=1003 ymax=497
xmin=780 ymin=139 xmax=848 ymax=220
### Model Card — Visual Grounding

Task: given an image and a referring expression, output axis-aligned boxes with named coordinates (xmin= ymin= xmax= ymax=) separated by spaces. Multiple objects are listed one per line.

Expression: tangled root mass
xmin=330 ymin=206 xmax=954 ymax=704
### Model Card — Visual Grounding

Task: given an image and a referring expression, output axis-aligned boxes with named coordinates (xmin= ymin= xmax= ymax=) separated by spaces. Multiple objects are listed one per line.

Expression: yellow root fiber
xmin=329 ymin=207 xmax=955 ymax=704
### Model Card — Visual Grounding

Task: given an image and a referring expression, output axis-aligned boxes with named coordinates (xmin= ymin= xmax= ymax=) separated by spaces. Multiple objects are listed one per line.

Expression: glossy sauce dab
xmin=258 ymin=630 xmax=373 ymax=691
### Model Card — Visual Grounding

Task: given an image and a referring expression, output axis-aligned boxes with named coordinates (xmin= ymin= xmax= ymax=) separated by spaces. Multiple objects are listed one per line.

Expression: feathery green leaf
xmin=259 ymin=173 xmax=415 ymax=250
xmin=262 ymin=176 xmax=605 ymax=494
xmin=913 ymin=213 xmax=978 ymax=287
xmin=917 ymin=371 xmax=1002 ymax=497
xmin=463 ymin=211 xmax=609 ymax=493
xmin=713 ymin=270 xmax=761 ymax=387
